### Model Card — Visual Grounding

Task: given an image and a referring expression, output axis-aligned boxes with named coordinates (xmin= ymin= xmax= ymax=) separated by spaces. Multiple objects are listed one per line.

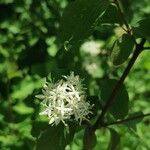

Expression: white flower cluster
xmin=80 ymin=41 xmax=101 ymax=56
xmin=35 ymin=72 xmax=91 ymax=126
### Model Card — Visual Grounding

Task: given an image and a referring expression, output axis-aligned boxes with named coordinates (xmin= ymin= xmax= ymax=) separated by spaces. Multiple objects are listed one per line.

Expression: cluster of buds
xmin=36 ymin=72 xmax=92 ymax=126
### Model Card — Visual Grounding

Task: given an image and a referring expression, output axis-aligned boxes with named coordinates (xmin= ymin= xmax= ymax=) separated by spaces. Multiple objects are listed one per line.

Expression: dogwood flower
xmin=35 ymin=72 xmax=92 ymax=126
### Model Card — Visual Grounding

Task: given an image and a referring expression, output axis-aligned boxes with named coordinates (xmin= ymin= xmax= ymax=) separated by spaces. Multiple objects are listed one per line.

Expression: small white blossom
xmin=36 ymin=72 xmax=92 ymax=126
xmin=80 ymin=41 xmax=102 ymax=56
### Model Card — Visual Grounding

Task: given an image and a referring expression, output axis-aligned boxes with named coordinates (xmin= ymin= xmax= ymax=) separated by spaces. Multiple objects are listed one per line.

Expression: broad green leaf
xmin=133 ymin=18 xmax=150 ymax=40
xmin=108 ymin=129 xmax=120 ymax=150
xmin=100 ymin=4 xmax=120 ymax=24
xmin=36 ymin=124 xmax=76 ymax=150
xmin=100 ymin=79 xmax=129 ymax=119
xmin=59 ymin=0 xmax=109 ymax=48
xmin=111 ymin=34 xmax=135 ymax=66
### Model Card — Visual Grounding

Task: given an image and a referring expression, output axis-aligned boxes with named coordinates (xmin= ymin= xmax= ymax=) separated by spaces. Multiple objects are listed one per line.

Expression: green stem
xmin=83 ymin=127 xmax=95 ymax=150
xmin=113 ymin=0 xmax=131 ymax=34
xmin=93 ymin=38 xmax=146 ymax=129
xmin=143 ymin=47 xmax=150 ymax=50
xmin=83 ymin=39 xmax=146 ymax=149
xmin=104 ymin=112 xmax=150 ymax=126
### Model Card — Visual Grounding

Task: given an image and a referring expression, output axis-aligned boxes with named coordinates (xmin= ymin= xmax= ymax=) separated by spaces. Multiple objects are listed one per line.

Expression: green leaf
xmin=6 ymin=61 xmax=22 ymax=79
xmin=69 ymin=128 xmax=84 ymax=150
xmin=100 ymin=79 xmax=129 ymax=119
xmin=100 ymin=4 xmax=120 ymax=24
xmin=36 ymin=124 xmax=76 ymax=150
xmin=11 ymin=75 xmax=44 ymax=100
xmin=133 ymin=18 xmax=150 ymax=40
xmin=13 ymin=103 xmax=34 ymax=115
xmin=59 ymin=0 xmax=109 ymax=48
xmin=31 ymin=121 xmax=48 ymax=138
xmin=125 ymin=111 xmax=144 ymax=131
xmin=111 ymin=34 xmax=135 ymax=66
xmin=108 ymin=129 xmax=120 ymax=150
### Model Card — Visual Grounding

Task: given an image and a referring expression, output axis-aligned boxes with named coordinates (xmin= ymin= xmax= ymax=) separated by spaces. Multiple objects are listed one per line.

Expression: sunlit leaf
xmin=13 ymin=103 xmax=34 ymax=114
xmin=133 ymin=18 xmax=150 ymax=40
xmin=111 ymin=34 xmax=135 ymax=66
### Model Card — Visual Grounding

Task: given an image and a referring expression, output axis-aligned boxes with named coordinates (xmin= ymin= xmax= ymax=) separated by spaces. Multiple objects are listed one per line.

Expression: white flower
xmin=36 ymin=72 xmax=92 ymax=126
xmin=80 ymin=41 xmax=102 ymax=56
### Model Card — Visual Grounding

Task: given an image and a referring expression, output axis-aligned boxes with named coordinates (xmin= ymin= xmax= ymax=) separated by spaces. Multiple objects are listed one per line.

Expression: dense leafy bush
xmin=0 ymin=0 xmax=150 ymax=150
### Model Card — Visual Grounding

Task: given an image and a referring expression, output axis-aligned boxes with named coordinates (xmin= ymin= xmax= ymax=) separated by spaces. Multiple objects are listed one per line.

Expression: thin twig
xmin=104 ymin=112 xmax=150 ymax=126
xmin=112 ymin=0 xmax=138 ymax=45
xmin=93 ymin=38 xmax=146 ymax=129
xmin=113 ymin=0 xmax=131 ymax=34
xmin=143 ymin=47 xmax=150 ymax=50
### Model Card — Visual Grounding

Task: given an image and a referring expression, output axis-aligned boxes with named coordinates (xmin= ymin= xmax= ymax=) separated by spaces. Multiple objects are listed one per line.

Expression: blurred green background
xmin=0 ymin=0 xmax=150 ymax=150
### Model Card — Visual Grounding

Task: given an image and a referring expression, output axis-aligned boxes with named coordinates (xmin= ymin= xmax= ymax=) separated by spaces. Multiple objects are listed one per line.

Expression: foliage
xmin=0 ymin=0 xmax=150 ymax=150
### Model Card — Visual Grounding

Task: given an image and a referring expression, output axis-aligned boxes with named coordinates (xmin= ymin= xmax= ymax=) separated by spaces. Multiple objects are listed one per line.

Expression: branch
xmin=104 ymin=112 xmax=150 ymax=126
xmin=83 ymin=39 xmax=146 ymax=150
xmin=93 ymin=38 xmax=146 ymax=129
xmin=113 ymin=0 xmax=131 ymax=34
xmin=83 ymin=127 xmax=95 ymax=150
xmin=143 ymin=47 xmax=150 ymax=50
